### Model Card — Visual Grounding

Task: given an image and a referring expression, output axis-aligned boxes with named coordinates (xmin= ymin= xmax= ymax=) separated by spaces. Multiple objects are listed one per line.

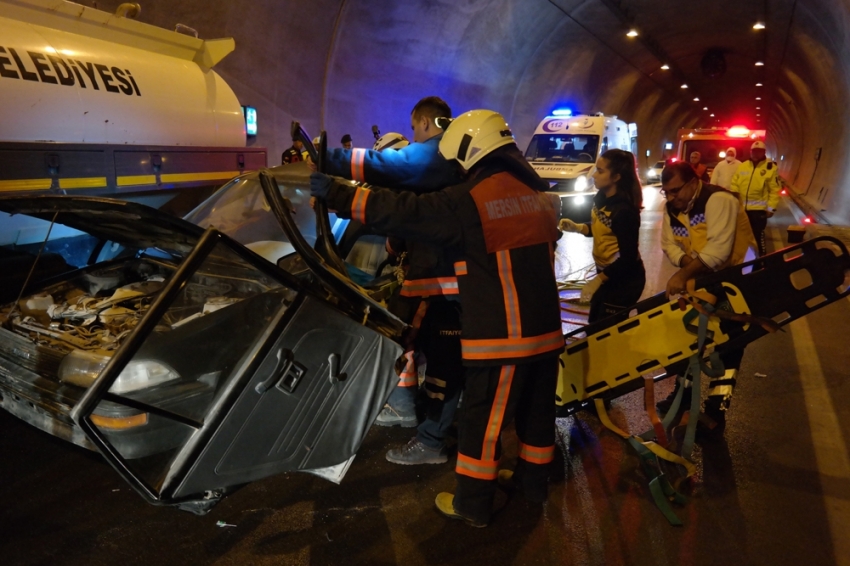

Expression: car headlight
xmin=648 ymin=168 xmax=657 ymax=177
xmin=574 ymin=176 xmax=588 ymax=191
xmin=58 ymin=350 xmax=179 ymax=393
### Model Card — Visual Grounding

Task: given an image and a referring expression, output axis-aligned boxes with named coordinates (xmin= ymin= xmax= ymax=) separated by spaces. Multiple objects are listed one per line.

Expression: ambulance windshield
xmin=525 ymin=134 xmax=600 ymax=163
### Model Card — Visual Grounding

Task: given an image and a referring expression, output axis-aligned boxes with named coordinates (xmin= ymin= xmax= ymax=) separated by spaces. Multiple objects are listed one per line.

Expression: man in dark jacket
xmin=281 ymin=138 xmax=304 ymax=164
xmin=312 ymin=110 xmax=564 ymax=527
xmin=324 ymin=97 xmax=464 ymax=467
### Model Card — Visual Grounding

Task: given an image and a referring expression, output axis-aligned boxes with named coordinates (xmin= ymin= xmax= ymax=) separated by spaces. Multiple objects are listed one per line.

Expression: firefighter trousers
xmin=453 ymin=356 xmax=559 ymax=524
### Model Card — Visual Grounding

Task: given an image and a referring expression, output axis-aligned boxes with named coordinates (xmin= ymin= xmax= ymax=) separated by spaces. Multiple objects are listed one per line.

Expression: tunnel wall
xmin=65 ymin=0 xmax=850 ymax=226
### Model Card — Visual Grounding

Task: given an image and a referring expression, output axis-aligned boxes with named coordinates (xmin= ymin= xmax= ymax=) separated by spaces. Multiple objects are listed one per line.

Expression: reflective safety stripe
xmin=482 ymin=365 xmax=515 ymax=461
xmin=351 ymin=186 xmax=370 ymax=223
xmin=411 ymin=301 xmax=429 ymax=330
xmin=398 ymin=351 xmax=418 ymax=387
xmin=518 ymin=442 xmax=555 ymax=465
xmin=708 ymin=384 xmax=734 ymax=397
xmin=424 ymin=389 xmax=445 ymax=400
xmin=454 ymin=261 xmax=468 ymax=276
xmin=456 ymin=453 xmax=499 ymax=480
xmin=350 ymin=148 xmax=366 ymax=182
xmin=424 ymin=376 xmax=447 ymax=388
xmin=461 ymin=330 xmax=564 ymax=361
xmin=496 ymin=250 xmax=521 ymax=338
xmin=745 ymin=200 xmax=768 ymax=208
xmin=399 ymin=277 xmax=459 ymax=297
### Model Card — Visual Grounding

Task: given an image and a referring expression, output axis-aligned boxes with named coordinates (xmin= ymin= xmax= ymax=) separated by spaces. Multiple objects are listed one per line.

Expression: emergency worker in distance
xmin=322 ymin=97 xmax=465 ymax=468
xmin=559 ymin=149 xmax=645 ymax=322
xmin=281 ymin=137 xmax=304 ymax=164
xmin=729 ymin=140 xmax=780 ymax=256
xmin=311 ymin=110 xmax=564 ymax=527
xmin=689 ymin=151 xmax=709 ymax=182
xmin=709 ymin=146 xmax=741 ymax=189
xmin=341 ymin=134 xmax=353 ymax=149
xmin=658 ymin=160 xmax=757 ymax=437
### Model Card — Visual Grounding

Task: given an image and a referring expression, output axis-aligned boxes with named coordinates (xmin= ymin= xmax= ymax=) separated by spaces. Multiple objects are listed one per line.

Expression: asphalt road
xmin=1 ymin=188 xmax=848 ymax=566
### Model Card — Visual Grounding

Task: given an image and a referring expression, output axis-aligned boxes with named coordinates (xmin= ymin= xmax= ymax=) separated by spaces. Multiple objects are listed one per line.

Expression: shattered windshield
xmin=185 ymin=165 xmax=344 ymax=266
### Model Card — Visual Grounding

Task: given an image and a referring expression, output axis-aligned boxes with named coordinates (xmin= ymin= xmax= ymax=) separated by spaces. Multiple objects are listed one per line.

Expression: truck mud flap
xmin=557 ymin=236 xmax=850 ymax=412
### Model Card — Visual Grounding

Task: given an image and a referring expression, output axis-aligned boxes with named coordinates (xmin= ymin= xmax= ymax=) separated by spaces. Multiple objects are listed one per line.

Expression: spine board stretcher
xmin=557 ymin=236 xmax=850 ymax=410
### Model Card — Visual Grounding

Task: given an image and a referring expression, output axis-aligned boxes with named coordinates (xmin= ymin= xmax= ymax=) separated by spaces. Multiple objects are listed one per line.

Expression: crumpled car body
xmin=0 ymin=165 xmax=404 ymax=514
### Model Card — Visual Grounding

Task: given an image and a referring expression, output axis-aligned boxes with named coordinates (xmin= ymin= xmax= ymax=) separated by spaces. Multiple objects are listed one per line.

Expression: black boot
xmin=697 ymin=396 xmax=727 ymax=441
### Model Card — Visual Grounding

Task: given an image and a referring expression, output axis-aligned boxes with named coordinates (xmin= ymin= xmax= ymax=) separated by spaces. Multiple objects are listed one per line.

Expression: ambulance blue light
xmin=551 ymin=108 xmax=573 ymax=117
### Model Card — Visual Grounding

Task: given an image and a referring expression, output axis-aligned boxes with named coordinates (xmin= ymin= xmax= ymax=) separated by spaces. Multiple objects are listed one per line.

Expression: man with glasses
xmin=657 ymin=161 xmax=757 ymax=438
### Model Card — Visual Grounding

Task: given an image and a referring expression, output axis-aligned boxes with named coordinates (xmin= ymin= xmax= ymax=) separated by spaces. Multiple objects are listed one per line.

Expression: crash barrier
xmin=556 ymin=236 xmax=850 ymax=523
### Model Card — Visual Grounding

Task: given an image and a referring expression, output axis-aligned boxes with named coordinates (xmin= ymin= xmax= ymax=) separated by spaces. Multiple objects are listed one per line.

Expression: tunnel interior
xmin=94 ymin=0 xmax=849 ymax=223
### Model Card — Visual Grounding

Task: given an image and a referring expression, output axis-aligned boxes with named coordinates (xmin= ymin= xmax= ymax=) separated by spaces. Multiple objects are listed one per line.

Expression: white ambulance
xmin=525 ymin=110 xmax=636 ymax=221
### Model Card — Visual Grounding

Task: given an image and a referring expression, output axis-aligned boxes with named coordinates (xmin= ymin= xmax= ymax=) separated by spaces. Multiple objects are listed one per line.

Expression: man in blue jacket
xmin=324 ymin=97 xmax=465 ymax=466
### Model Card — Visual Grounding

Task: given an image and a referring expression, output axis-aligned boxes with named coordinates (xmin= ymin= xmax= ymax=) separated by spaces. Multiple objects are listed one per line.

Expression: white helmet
xmin=439 ymin=109 xmax=515 ymax=170
xmin=312 ymin=136 xmax=321 ymax=146
xmin=372 ymin=132 xmax=409 ymax=152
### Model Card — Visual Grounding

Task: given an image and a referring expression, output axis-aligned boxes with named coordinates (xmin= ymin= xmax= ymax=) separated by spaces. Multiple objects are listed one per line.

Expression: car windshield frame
xmin=525 ymin=133 xmax=600 ymax=163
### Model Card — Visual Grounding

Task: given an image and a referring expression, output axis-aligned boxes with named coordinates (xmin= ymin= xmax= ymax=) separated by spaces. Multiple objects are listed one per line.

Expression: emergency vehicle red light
xmin=780 ymin=189 xmax=787 ymax=195
xmin=670 ymin=157 xmax=678 ymax=162
xmin=727 ymin=126 xmax=751 ymax=138
xmin=803 ymin=217 xmax=812 ymax=223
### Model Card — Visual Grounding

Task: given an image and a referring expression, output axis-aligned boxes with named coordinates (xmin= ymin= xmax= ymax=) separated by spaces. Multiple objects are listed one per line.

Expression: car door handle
xmin=327 ymin=353 xmax=346 ymax=383
xmin=255 ymin=348 xmax=304 ymax=394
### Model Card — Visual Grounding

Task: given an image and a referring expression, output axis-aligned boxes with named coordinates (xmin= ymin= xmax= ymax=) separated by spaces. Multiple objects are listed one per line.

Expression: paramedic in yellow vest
xmin=659 ymin=160 xmax=758 ymax=438
xmin=559 ymin=149 xmax=645 ymax=323
xmin=729 ymin=140 xmax=780 ymax=256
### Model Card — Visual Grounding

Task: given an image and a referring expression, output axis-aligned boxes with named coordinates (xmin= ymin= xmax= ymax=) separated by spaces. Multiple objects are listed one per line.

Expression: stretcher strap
xmin=643 ymin=375 xmax=668 ymax=447
xmin=593 ymin=399 xmax=693 ymax=526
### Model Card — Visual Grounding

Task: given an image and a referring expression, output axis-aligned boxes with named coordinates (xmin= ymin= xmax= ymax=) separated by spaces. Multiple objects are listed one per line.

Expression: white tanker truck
xmin=0 ymin=0 xmax=266 ymax=245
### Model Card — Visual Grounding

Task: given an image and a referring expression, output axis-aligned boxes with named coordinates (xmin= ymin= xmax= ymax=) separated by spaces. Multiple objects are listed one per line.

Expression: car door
xmin=70 ymin=224 xmax=404 ymax=514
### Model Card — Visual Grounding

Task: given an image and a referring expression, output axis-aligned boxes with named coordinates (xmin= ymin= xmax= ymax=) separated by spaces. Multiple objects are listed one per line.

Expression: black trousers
xmin=588 ymin=268 xmax=646 ymax=323
xmin=746 ymin=210 xmax=768 ymax=256
xmin=453 ymin=356 xmax=559 ymax=523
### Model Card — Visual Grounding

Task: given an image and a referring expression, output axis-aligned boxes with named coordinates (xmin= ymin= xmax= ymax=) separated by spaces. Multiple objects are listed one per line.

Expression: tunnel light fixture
xmin=756 ymin=83 xmax=763 ymax=87
xmin=681 ymin=84 xmax=688 ymax=89
xmin=756 ymin=106 xmax=761 ymax=109
xmin=710 ymin=113 xmax=715 ymax=117
xmin=660 ymin=64 xmax=670 ymax=70
xmin=755 ymin=61 xmax=765 ymax=66
xmin=756 ymin=97 xmax=762 ymax=100
xmin=753 ymin=22 xmax=766 ymax=30
xmin=757 ymin=114 xmax=761 ymax=117
xmin=703 ymin=107 xmax=708 ymax=110
xmin=693 ymin=97 xmax=700 ymax=101
xmin=626 ymin=29 xmax=639 ymax=38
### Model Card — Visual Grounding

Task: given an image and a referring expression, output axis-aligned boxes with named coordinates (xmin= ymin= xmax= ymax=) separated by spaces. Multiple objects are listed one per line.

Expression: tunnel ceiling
xmin=88 ymin=0 xmax=850 ymax=222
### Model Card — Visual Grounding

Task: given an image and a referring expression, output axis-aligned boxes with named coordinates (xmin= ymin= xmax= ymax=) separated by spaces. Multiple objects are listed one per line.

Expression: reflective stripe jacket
xmin=661 ymin=182 xmax=757 ymax=270
xmin=326 ymin=134 xmax=463 ymax=301
xmin=324 ymin=146 xmax=564 ymax=367
xmin=325 ymin=134 xmax=462 ymax=192
xmin=729 ymin=159 xmax=780 ymax=211
xmin=581 ymin=190 xmax=644 ymax=283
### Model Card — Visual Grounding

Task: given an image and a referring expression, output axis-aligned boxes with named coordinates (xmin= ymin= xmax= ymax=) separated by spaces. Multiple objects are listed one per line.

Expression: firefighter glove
xmin=580 ymin=275 xmax=603 ymax=304
xmin=559 ymin=218 xmax=588 ymax=235
xmin=310 ymin=172 xmax=333 ymax=200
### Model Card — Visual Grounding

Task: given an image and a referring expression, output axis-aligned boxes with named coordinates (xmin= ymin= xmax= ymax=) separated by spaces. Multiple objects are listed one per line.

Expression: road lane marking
xmin=790 ymin=317 xmax=850 ymax=566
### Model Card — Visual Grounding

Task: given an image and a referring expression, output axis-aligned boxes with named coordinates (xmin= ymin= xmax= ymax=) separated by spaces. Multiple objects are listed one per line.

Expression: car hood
xmin=0 ymin=195 xmax=204 ymax=256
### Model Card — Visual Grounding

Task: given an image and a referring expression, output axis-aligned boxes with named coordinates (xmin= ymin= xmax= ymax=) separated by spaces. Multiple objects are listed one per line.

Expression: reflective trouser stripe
xmin=397 ymin=350 xmax=418 ymax=387
xmin=350 ymin=148 xmax=366 ymax=182
xmin=454 ymin=261 xmax=468 ymax=276
xmin=482 ymin=365 xmax=515 ymax=461
xmin=456 ymin=453 xmax=499 ymax=480
xmin=518 ymin=442 xmax=555 ymax=465
xmin=424 ymin=376 xmax=446 ymax=400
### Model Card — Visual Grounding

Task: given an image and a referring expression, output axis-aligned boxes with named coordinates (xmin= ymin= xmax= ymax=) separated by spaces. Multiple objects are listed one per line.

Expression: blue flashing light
xmin=551 ymin=108 xmax=573 ymax=117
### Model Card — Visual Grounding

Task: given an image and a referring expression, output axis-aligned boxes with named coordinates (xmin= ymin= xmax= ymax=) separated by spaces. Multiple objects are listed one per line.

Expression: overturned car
xmin=0 ymin=165 xmax=405 ymax=514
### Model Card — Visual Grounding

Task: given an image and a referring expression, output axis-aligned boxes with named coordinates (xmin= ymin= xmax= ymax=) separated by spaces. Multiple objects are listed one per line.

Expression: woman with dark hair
xmin=560 ymin=149 xmax=646 ymax=322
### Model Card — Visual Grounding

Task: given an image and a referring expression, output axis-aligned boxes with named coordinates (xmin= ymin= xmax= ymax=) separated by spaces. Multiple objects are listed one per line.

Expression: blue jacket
xmin=325 ymin=134 xmax=462 ymax=193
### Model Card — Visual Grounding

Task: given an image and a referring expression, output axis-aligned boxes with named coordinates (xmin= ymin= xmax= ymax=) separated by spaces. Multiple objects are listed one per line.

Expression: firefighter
xmin=322 ymin=98 xmax=464 ymax=469
xmin=729 ymin=140 xmax=780 ymax=256
xmin=658 ymin=160 xmax=758 ymax=437
xmin=372 ymin=132 xmax=409 ymax=152
xmin=559 ymin=149 xmax=645 ymax=323
xmin=281 ymin=137 xmax=304 ymax=164
xmin=341 ymin=134 xmax=353 ymax=149
xmin=311 ymin=109 xmax=564 ymax=527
